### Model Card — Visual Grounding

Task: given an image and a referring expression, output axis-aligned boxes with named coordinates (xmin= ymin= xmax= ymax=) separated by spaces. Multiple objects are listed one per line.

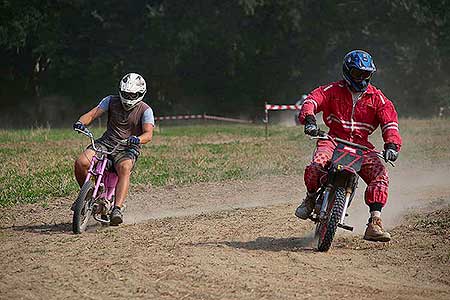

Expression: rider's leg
xmin=114 ymin=158 xmax=134 ymax=208
xmin=296 ymin=140 xmax=334 ymax=219
xmin=71 ymin=149 xmax=96 ymax=211
xmin=359 ymin=152 xmax=391 ymax=242
xmin=110 ymin=158 xmax=134 ymax=225
xmin=74 ymin=149 xmax=96 ymax=187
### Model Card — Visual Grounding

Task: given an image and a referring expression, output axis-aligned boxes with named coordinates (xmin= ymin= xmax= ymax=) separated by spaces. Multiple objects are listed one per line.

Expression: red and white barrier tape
xmin=265 ymin=104 xmax=302 ymax=111
xmin=204 ymin=115 xmax=252 ymax=124
xmin=155 ymin=114 xmax=203 ymax=121
xmin=155 ymin=114 xmax=252 ymax=124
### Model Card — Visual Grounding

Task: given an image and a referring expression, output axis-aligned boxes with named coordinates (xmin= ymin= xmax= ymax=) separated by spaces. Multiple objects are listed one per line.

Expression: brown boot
xmin=363 ymin=216 xmax=391 ymax=242
xmin=295 ymin=192 xmax=316 ymax=220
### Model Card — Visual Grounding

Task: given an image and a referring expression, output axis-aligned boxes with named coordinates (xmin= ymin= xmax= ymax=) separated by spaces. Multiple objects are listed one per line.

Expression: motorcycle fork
xmin=318 ymin=167 xmax=339 ymax=220
xmin=319 ymin=185 xmax=334 ymax=220
xmin=338 ymin=173 xmax=358 ymax=231
xmin=319 ymin=170 xmax=358 ymax=231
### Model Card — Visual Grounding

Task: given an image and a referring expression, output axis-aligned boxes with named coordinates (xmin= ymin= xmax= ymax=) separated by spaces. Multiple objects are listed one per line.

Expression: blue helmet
xmin=342 ymin=50 xmax=376 ymax=92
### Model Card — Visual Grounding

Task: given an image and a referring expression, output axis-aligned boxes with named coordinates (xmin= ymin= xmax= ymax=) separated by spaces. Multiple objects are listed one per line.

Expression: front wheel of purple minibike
xmin=72 ymin=181 xmax=95 ymax=234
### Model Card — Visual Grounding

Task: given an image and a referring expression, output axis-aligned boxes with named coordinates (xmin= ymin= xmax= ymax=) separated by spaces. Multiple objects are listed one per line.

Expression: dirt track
xmin=1 ymin=166 xmax=450 ymax=299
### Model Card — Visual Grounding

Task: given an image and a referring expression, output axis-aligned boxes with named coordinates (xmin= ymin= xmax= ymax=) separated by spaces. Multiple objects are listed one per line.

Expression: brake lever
xmin=376 ymin=153 xmax=396 ymax=167
xmin=74 ymin=128 xmax=93 ymax=138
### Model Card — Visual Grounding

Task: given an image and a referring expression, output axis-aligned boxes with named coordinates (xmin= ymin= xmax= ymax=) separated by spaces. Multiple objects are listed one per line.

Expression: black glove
xmin=73 ymin=121 xmax=86 ymax=132
xmin=304 ymin=115 xmax=319 ymax=136
xmin=383 ymin=143 xmax=399 ymax=162
xmin=127 ymin=135 xmax=140 ymax=146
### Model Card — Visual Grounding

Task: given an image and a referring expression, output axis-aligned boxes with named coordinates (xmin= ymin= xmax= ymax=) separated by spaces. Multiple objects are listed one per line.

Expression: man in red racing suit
xmin=295 ymin=50 xmax=402 ymax=242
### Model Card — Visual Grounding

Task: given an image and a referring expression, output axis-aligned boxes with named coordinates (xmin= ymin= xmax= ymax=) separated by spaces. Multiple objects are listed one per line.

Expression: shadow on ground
xmin=192 ymin=234 xmax=318 ymax=252
xmin=2 ymin=221 xmax=105 ymax=235
xmin=1 ymin=222 xmax=73 ymax=234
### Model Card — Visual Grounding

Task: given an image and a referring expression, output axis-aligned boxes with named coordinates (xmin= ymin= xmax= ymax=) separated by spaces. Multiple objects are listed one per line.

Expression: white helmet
xmin=119 ymin=73 xmax=147 ymax=110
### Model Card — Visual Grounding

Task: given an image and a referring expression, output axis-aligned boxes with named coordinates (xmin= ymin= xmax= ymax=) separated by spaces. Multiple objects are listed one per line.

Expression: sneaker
xmin=295 ymin=192 xmax=316 ymax=219
xmin=363 ymin=216 xmax=391 ymax=242
xmin=110 ymin=207 xmax=123 ymax=226
xmin=99 ymin=214 xmax=109 ymax=226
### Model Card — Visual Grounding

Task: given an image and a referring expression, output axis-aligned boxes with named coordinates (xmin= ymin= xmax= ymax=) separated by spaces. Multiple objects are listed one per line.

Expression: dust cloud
xmin=124 ymin=164 xmax=450 ymax=238
xmin=346 ymin=166 xmax=450 ymax=233
xmin=124 ymin=176 xmax=304 ymax=225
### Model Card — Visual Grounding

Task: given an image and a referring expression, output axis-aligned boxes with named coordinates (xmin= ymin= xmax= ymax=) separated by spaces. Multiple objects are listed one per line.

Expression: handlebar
xmin=311 ymin=130 xmax=395 ymax=167
xmin=75 ymin=128 xmax=128 ymax=155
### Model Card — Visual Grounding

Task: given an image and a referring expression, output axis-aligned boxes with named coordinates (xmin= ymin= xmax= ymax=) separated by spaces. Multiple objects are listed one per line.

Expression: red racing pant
xmin=304 ymin=139 xmax=389 ymax=208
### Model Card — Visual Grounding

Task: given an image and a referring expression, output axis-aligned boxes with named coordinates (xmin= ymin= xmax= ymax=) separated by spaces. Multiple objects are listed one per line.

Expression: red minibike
xmin=309 ymin=131 xmax=394 ymax=251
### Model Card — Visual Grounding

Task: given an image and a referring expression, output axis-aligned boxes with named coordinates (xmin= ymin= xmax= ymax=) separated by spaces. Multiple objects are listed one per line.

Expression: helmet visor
xmin=349 ymin=68 xmax=373 ymax=81
xmin=120 ymin=91 xmax=143 ymax=101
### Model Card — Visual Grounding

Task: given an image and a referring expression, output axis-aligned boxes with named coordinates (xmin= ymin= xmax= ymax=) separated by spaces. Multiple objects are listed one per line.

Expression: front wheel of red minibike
xmin=72 ymin=181 xmax=95 ymax=234
xmin=315 ymin=187 xmax=346 ymax=252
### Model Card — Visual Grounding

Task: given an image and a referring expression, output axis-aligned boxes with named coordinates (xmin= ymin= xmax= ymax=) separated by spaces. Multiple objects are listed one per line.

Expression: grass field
xmin=1 ymin=118 xmax=449 ymax=207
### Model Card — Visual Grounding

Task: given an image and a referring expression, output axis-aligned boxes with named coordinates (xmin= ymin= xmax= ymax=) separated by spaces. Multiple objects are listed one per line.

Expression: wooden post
xmin=264 ymin=102 xmax=269 ymax=139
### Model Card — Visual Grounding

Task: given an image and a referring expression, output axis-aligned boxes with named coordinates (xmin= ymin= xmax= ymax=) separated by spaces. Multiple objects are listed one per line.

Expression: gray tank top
xmin=100 ymin=95 xmax=150 ymax=151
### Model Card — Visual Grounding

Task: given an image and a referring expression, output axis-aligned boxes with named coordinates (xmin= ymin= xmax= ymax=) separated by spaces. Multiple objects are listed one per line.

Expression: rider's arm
xmin=77 ymin=96 xmax=110 ymax=126
xmin=298 ymin=84 xmax=329 ymax=125
xmin=376 ymin=92 xmax=402 ymax=151
xmin=138 ymin=107 xmax=155 ymax=144
xmin=78 ymin=106 xmax=105 ymax=126
xmin=138 ymin=123 xmax=154 ymax=144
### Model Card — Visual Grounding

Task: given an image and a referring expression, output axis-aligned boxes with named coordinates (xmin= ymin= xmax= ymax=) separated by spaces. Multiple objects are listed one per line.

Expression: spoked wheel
xmin=315 ymin=187 xmax=346 ymax=252
xmin=72 ymin=181 xmax=95 ymax=234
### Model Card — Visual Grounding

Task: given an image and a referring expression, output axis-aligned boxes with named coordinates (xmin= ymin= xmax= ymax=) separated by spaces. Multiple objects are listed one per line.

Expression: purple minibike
xmin=72 ymin=128 xmax=127 ymax=234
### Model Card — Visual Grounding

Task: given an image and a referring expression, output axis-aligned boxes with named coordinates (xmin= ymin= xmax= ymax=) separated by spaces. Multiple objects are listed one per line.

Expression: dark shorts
xmin=87 ymin=138 xmax=139 ymax=169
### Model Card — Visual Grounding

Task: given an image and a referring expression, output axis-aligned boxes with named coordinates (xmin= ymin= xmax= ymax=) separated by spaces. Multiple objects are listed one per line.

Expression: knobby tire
xmin=72 ymin=181 xmax=95 ymax=234
xmin=316 ymin=187 xmax=346 ymax=252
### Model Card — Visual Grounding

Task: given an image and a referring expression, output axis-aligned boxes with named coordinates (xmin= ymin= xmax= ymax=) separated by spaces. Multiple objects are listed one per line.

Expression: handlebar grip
xmin=317 ymin=129 xmax=326 ymax=137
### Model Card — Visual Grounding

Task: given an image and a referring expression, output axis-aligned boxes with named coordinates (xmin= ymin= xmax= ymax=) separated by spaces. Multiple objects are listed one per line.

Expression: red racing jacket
xmin=298 ymin=80 xmax=402 ymax=150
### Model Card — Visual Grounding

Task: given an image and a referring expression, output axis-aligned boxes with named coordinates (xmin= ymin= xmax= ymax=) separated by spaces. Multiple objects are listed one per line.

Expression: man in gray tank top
xmin=72 ymin=73 xmax=155 ymax=225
